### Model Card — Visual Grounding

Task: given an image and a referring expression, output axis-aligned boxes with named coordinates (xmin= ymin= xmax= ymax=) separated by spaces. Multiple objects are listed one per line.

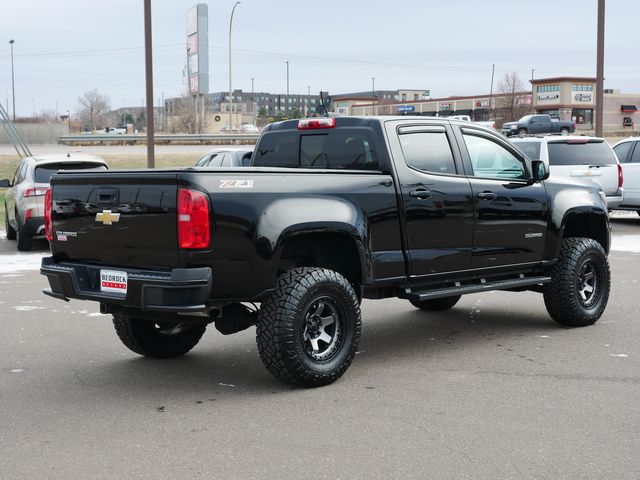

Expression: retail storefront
xmin=531 ymin=77 xmax=596 ymax=128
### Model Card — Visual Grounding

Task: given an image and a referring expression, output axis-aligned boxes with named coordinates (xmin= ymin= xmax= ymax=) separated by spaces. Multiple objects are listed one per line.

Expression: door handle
xmin=409 ymin=189 xmax=432 ymax=199
xmin=477 ymin=191 xmax=497 ymax=200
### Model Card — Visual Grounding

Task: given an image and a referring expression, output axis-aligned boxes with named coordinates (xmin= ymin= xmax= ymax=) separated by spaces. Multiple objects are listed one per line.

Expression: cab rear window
xmin=547 ymin=141 xmax=617 ymax=166
xmin=253 ymin=129 xmax=378 ymax=170
xmin=35 ymin=162 xmax=107 ymax=183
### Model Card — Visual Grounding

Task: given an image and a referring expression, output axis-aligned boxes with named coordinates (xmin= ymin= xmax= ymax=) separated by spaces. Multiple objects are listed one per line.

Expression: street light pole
xmin=285 ymin=61 xmax=289 ymax=116
xmin=229 ymin=1 xmax=241 ymax=131
xmin=595 ymin=0 xmax=605 ymax=137
xmin=9 ymin=39 xmax=15 ymax=121
xmin=143 ymin=0 xmax=155 ymax=168
xmin=371 ymin=77 xmax=376 ymax=115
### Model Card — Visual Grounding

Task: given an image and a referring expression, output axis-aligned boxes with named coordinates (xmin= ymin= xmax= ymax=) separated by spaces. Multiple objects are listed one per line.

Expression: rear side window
xmin=35 ymin=162 xmax=107 ymax=183
xmin=253 ymin=129 xmax=378 ymax=170
xmin=547 ymin=141 xmax=617 ymax=166
xmin=399 ymin=132 xmax=456 ymax=174
xmin=514 ymin=141 xmax=542 ymax=160
xmin=613 ymin=142 xmax=633 ymax=163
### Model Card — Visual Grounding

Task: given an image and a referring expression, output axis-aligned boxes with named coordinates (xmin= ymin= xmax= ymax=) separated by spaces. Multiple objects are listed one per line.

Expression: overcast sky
xmin=1 ymin=0 xmax=638 ymax=117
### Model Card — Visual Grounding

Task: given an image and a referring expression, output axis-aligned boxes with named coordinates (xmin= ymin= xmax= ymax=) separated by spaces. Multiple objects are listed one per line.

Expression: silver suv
xmin=510 ymin=135 xmax=623 ymax=209
xmin=1 ymin=153 xmax=107 ymax=251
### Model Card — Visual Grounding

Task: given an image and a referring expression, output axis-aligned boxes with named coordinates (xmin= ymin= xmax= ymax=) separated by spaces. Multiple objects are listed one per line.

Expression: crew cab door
xmin=386 ymin=121 xmax=474 ymax=276
xmin=455 ymin=127 xmax=548 ymax=269
xmin=530 ymin=115 xmax=550 ymax=134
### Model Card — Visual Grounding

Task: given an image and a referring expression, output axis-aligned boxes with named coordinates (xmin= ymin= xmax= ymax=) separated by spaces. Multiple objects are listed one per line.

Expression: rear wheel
xmin=543 ymin=237 xmax=610 ymax=327
xmin=15 ymin=213 xmax=32 ymax=251
xmin=256 ymin=268 xmax=361 ymax=387
xmin=560 ymin=127 xmax=570 ymax=135
xmin=410 ymin=295 xmax=461 ymax=311
xmin=112 ymin=313 xmax=207 ymax=358
xmin=4 ymin=204 xmax=16 ymax=240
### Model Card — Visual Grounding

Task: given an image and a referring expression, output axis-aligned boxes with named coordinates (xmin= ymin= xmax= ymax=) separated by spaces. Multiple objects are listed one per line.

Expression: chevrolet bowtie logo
xmin=95 ymin=210 xmax=121 ymax=225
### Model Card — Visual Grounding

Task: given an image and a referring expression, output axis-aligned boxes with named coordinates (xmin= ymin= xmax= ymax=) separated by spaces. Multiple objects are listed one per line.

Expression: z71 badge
xmin=219 ymin=179 xmax=254 ymax=189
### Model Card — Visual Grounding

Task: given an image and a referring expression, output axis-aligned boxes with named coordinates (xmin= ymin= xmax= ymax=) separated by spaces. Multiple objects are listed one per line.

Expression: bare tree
xmin=77 ymin=89 xmax=110 ymax=131
xmin=495 ymin=72 xmax=531 ymax=124
xmin=171 ymin=94 xmax=198 ymax=134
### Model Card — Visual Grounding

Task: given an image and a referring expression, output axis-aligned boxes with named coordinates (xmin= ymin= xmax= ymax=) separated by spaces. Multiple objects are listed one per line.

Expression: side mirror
xmin=0 ymin=179 xmax=10 ymax=188
xmin=531 ymin=160 xmax=549 ymax=182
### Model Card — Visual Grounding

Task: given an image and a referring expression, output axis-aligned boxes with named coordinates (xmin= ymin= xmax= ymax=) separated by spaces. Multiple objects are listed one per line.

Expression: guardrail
xmin=58 ymin=133 xmax=259 ymax=145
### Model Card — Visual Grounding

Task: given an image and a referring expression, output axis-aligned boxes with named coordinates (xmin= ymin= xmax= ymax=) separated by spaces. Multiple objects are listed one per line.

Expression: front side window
xmin=464 ymin=133 xmax=527 ymax=180
xmin=399 ymin=131 xmax=456 ymax=175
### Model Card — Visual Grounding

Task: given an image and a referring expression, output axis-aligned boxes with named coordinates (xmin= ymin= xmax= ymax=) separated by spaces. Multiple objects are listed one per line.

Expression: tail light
xmin=23 ymin=187 xmax=48 ymax=198
xmin=618 ymin=163 xmax=624 ymax=189
xmin=177 ymin=188 xmax=211 ymax=249
xmin=44 ymin=188 xmax=53 ymax=242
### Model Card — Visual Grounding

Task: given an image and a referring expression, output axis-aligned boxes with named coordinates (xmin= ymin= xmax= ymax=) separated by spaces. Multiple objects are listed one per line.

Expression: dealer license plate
xmin=100 ymin=269 xmax=128 ymax=295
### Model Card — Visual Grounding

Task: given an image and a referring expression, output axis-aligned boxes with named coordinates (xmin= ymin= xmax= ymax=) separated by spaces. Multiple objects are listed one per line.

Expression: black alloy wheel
xmin=256 ymin=268 xmax=361 ymax=388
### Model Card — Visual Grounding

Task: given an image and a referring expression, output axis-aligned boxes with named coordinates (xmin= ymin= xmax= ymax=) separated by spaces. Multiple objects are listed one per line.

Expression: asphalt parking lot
xmin=1 ymin=214 xmax=639 ymax=479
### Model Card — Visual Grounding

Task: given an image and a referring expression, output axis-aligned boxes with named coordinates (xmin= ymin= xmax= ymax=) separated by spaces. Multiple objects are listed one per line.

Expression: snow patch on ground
xmin=611 ymin=235 xmax=640 ymax=253
xmin=0 ymin=252 xmax=47 ymax=273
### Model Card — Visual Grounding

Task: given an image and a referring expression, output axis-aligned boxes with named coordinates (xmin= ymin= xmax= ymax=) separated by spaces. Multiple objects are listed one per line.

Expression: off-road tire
xmin=410 ymin=295 xmax=461 ymax=311
xmin=15 ymin=213 xmax=32 ymax=251
xmin=543 ymin=237 xmax=610 ymax=327
xmin=256 ymin=268 xmax=361 ymax=388
xmin=112 ymin=313 xmax=206 ymax=358
xmin=4 ymin=204 xmax=16 ymax=240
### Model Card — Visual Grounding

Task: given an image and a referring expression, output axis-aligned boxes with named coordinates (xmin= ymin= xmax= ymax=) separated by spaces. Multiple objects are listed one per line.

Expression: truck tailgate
xmin=50 ymin=171 xmax=182 ymax=268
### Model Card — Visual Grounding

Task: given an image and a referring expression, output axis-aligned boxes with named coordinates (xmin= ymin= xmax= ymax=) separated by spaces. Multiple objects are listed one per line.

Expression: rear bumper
xmin=606 ymin=192 xmax=623 ymax=209
xmin=40 ymin=257 xmax=212 ymax=313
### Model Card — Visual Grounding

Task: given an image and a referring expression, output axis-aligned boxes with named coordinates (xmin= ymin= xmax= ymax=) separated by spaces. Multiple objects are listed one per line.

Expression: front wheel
xmin=112 ymin=313 xmax=207 ymax=358
xmin=256 ymin=268 xmax=361 ymax=387
xmin=518 ymin=128 xmax=528 ymax=136
xmin=410 ymin=295 xmax=461 ymax=311
xmin=543 ymin=237 xmax=610 ymax=327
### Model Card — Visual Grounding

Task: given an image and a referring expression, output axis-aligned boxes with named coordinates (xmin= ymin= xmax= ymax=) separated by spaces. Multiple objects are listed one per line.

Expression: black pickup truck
xmin=40 ymin=116 xmax=611 ymax=387
xmin=501 ymin=114 xmax=576 ymax=137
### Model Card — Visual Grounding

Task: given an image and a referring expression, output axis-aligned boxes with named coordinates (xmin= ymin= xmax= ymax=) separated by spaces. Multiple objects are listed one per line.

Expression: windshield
xmin=35 ymin=162 xmax=107 ymax=183
xmin=547 ymin=141 xmax=617 ymax=166
xmin=519 ymin=115 xmax=533 ymax=122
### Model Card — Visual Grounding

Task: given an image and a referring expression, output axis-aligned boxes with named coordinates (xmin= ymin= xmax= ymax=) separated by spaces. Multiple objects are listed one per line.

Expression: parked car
xmin=195 ymin=148 xmax=253 ymax=167
xmin=219 ymin=124 xmax=238 ymax=133
xmin=1 ymin=153 xmax=108 ymax=250
xmin=239 ymin=123 xmax=259 ymax=134
xmin=502 ymin=114 xmax=575 ymax=137
xmin=448 ymin=115 xmax=496 ymax=129
xmin=612 ymin=137 xmax=640 ymax=212
xmin=510 ymin=135 xmax=623 ymax=209
xmin=41 ymin=116 xmax=611 ymax=387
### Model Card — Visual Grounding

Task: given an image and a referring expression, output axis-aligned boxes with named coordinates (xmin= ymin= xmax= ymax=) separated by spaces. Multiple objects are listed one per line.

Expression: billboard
xmin=187 ymin=4 xmax=209 ymax=95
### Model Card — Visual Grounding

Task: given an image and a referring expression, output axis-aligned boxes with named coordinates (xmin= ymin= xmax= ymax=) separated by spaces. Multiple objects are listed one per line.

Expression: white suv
xmin=510 ymin=135 xmax=623 ymax=209
xmin=1 ymin=154 xmax=108 ymax=251
xmin=611 ymin=137 xmax=640 ymax=213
